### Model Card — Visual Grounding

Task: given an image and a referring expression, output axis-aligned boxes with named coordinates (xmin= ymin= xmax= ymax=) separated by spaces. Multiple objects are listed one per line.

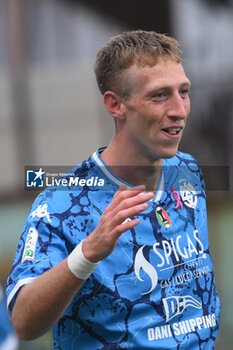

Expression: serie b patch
xmin=22 ymin=227 xmax=38 ymax=263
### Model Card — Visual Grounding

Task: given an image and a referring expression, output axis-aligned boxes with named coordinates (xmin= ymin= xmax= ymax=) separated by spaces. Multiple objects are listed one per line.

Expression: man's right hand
xmin=82 ymin=184 xmax=154 ymax=263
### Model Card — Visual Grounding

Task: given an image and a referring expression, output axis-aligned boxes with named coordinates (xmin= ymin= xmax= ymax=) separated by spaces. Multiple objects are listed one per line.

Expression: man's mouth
xmin=161 ymin=127 xmax=182 ymax=136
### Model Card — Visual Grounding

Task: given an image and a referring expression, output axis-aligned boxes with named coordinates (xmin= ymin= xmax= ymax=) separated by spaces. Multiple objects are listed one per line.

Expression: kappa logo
xmin=29 ymin=204 xmax=52 ymax=223
xmin=179 ymin=180 xmax=197 ymax=209
xmin=162 ymin=295 xmax=202 ymax=322
xmin=156 ymin=206 xmax=171 ymax=228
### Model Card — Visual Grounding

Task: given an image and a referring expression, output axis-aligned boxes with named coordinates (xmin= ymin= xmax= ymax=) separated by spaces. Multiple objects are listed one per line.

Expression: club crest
xmin=179 ymin=180 xmax=197 ymax=209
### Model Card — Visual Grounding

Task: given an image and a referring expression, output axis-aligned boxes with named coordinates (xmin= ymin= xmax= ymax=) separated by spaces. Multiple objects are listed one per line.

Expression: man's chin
xmin=145 ymin=145 xmax=179 ymax=163
xmin=160 ymin=148 xmax=179 ymax=160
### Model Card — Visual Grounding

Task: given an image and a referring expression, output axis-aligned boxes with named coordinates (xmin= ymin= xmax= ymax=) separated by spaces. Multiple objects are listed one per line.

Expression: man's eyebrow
xmin=180 ymin=80 xmax=191 ymax=88
xmin=146 ymin=81 xmax=191 ymax=95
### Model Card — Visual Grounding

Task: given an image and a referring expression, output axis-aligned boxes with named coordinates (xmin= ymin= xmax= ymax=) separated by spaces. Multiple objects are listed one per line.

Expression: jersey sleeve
xmin=6 ymin=190 xmax=70 ymax=312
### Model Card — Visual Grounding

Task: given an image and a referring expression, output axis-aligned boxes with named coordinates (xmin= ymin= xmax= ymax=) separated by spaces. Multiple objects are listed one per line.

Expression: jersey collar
xmin=91 ymin=147 xmax=164 ymax=203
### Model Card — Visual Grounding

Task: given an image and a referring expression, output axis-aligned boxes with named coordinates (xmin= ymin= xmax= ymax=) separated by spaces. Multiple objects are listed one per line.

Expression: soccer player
xmin=0 ymin=285 xmax=18 ymax=350
xmin=6 ymin=30 xmax=220 ymax=349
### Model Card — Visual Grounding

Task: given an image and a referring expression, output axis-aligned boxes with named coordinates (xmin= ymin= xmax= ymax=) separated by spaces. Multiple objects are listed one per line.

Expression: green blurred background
xmin=0 ymin=0 xmax=232 ymax=349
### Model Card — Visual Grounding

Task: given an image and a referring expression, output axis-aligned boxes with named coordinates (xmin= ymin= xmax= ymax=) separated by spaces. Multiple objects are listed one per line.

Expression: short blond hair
xmin=94 ymin=30 xmax=181 ymax=99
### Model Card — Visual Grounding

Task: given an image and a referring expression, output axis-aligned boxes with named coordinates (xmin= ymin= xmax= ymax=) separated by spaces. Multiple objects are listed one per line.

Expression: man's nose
xmin=167 ymin=92 xmax=189 ymax=119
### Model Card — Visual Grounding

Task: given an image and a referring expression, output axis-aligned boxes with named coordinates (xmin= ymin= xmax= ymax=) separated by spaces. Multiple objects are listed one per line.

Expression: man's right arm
xmin=12 ymin=257 xmax=84 ymax=340
xmin=12 ymin=185 xmax=154 ymax=340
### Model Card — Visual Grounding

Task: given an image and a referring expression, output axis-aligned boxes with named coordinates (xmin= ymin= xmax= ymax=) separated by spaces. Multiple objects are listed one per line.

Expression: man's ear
xmin=103 ymin=91 xmax=126 ymax=121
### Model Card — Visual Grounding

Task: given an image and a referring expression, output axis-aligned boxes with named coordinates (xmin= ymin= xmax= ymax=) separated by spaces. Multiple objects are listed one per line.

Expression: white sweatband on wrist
xmin=67 ymin=240 xmax=99 ymax=280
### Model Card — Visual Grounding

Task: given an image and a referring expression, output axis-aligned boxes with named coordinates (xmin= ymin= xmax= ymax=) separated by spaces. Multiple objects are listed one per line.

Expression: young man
xmin=6 ymin=30 xmax=220 ymax=349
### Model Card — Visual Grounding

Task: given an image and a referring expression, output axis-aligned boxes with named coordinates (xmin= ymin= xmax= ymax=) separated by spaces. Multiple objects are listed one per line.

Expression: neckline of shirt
xmin=91 ymin=147 xmax=164 ymax=203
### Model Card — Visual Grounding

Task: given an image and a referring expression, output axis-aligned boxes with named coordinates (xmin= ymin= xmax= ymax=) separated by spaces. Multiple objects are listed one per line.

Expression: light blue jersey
xmin=7 ymin=148 xmax=220 ymax=349
xmin=0 ymin=286 xmax=18 ymax=350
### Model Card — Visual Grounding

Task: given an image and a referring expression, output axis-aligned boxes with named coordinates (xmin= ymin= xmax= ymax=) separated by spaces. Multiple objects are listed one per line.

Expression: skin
xmin=101 ymin=58 xmax=190 ymax=169
xmin=12 ymin=58 xmax=191 ymax=339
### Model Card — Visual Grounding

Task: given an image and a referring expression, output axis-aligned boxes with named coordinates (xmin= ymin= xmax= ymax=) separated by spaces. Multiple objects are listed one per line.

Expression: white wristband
xmin=67 ymin=240 xmax=99 ymax=280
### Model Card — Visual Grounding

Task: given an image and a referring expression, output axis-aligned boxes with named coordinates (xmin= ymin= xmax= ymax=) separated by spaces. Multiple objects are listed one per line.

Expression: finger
xmin=112 ymin=201 xmax=149 ymax=227
xmin=113 ymin=184 xmax=146 ymax=200
xmin=113 ymin=184 xmax=128 ymax=198
xmin=112 ymin=186 xmax=150 ymax=211
xmin=114 ymin=218 xmax=140 ymax=237
xmin=118 ymin=184 xmax=128 ymax=191
xmin=123 ymin=191 xmax=154 ymax=207
xmin=111 ymin=190 xmax=154 ymax=217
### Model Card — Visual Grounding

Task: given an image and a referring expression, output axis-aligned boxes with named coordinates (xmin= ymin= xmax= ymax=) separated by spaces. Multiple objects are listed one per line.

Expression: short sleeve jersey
xmin=6 ymin=148 xmax=220 ymax=350
xmin=0 ymin=286 xmax=18 ymax=350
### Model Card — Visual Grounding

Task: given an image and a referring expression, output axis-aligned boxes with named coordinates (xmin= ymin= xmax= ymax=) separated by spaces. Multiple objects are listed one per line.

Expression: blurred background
xmin=0 ymin=0 xmax=232 ymax=348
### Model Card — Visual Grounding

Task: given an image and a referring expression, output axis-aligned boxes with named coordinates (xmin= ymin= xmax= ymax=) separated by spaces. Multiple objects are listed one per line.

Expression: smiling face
xmin=120 ymin=58 xmax=191 ymax=163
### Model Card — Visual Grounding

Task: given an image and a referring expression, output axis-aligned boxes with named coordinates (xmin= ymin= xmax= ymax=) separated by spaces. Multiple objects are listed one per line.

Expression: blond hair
xmin=94 ymin=30 xmax=181 ymax=99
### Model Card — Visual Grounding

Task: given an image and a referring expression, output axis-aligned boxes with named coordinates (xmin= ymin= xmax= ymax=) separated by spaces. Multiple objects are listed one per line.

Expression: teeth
xmin=166 ymin=127 xmax=180 ymax=131
xmin=162 ymin=127 xmax=181 ymax=135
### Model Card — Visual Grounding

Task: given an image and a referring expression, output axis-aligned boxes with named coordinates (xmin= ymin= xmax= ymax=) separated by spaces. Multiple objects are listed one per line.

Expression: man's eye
xmin=180 ymin=89 xmax=190 ymax=97
xmin=156 ymin=93 xmax=165 ymax=98
xmin=152 ymin=92 xmax=168 ymax=101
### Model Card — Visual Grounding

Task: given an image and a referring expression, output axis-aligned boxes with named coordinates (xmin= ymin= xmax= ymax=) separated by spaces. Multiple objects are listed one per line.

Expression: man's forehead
xmin=126 ymin=59 xmax=190 ymax=90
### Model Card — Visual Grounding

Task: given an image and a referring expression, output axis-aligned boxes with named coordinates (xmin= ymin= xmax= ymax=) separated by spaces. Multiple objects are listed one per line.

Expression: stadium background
xmin=0 ymin=0 xmax=232 ymax=348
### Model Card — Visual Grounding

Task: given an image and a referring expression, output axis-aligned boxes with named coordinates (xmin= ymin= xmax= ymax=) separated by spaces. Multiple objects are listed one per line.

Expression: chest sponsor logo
xmin=155 ymin=206 xmax=171 ymax=228
xmin=179 ymin=180 xmax=197 ymax=209
xmin=134 ymin=245 xmax=158 ymax=295
xmin=134 ymin=230 xmax=205 ymax=294
xmin=22 ymin=227 xmax=38 ymax=263
xmin=29 ymin=204 xmax=52 ymax=223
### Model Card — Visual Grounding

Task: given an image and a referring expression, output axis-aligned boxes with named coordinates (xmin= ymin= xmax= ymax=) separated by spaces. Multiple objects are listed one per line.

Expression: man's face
xmin=121 ymin=58 xmax=191 ymax=162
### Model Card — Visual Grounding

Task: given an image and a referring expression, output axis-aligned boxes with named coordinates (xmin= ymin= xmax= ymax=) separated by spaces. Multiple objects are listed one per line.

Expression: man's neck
xmin=100 ymin=141 xmax=163 ymax=192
